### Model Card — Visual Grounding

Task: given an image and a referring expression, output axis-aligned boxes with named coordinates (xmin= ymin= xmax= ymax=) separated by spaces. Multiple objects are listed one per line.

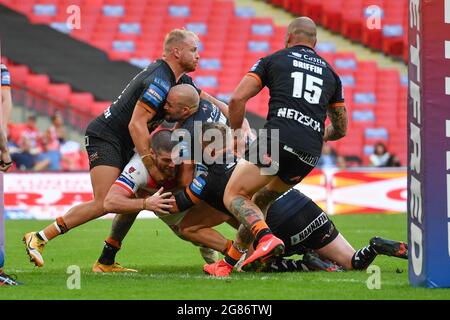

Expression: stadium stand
xmin=0 ymin=0 xmax=406 ymax=165
xmin=267 ymin=0 xmax=408 ymax=62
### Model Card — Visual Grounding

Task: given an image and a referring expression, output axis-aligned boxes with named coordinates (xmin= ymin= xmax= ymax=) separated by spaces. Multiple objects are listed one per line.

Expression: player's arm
xmin=130 ymin=79 xmax=169 ymax=168
xmin=229 ymin=74 xmax=262 ymax=130
xmin=129 ymin=101 xmax=157 ymax=160
xmin=177 ymin=161 xmax=195 ymax=188
xmin=323 ymin=74 xmax=348 ymax=142
xmin=104 ymin=184 xmax=174 ymax=215
xmin=0 ymin=130 xmax=11 ymax=172
xmin=1 ymin=65 xmax=12 ymax=129
xmin=0 ymin=93 xmax=11 ymax=171
xmin=170 ymin=174 xmax=207 ymax=214
xmin=323 ymin=105 xmax=348 ymax=142
xmin=200 ymin=90 xmax=229 ymax=118
xmin=1 ymin=85 xmax=12 ymax=130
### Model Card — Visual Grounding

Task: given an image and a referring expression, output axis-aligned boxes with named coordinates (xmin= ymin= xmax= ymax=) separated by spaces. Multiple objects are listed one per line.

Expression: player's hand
xmin=144 ymin=187 xmax=175 ymax=216
xmin=233 ymin=127 xmax=255 ymax=158
xmin=0 ymin=151 xmax=13 ymax=172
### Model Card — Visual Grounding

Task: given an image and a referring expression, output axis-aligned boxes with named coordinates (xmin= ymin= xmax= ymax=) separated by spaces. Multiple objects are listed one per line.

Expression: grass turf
xmin=1 ymin=214 xmax=449 ymax=300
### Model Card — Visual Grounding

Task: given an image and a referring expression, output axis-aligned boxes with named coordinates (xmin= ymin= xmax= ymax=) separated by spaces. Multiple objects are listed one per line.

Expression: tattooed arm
xmin=323 ymin=105 xmax=348 ymax=142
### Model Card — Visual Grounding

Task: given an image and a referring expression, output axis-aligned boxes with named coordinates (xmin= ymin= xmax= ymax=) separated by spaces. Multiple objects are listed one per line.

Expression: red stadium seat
xmin=69 ymin=92 xmax=95 ymax=127
xmin=91 ymin=101 xmax=111 ymax=117
xmin=340 ymin=0 xmax=364 ymax=42
xmin=321 ymin=0 xmax=343 ymax=32
xmin=6 ymin=65 xmax=29 ymax=85
xmin=46 ymin=83 xmax=72 ymax=104
xmin=25 ymin=74 xmax=50 ymax=112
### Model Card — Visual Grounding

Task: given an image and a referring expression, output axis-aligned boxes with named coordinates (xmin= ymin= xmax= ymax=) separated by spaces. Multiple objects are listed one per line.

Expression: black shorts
xmin=85 ymin=121 xmax=134 ymax=170
xmin=271 ymin=201 xmax=339 ymax=256
xmin=244 ymin=133 xmax=319 ymax=185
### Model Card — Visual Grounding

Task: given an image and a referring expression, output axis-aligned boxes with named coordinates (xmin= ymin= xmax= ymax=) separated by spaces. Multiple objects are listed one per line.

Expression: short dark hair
xmin=201 ymin=122 xmax=230 ymax=149
xmin=201 ymin=122 xmax=228 ymax=138
xmin=150 ymin=129 xmax=178 ymax=154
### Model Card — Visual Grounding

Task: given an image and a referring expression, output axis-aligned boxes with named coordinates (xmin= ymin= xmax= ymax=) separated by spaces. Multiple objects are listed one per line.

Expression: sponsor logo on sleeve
xmin=143 ymin=84 xmax=167 ymax=107
xmin=154 ymin=77 xmax=170 ymax=92
xmin=250 ymin=59 xmax=261 ymax=72
xmin=117 ymin=174 xmax=136 ymax=190
xmin=190 ymin=176 xmax=206 ymax=196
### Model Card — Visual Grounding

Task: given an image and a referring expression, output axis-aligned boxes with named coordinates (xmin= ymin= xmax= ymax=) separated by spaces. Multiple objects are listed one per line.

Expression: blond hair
xmin=163 ymin=29 xmax=199 ymax=55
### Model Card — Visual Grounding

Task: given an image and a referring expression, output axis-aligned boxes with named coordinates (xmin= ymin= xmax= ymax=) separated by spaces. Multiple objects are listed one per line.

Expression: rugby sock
xmin=98 ymin=237 xmax=121 ymax=265
xmin=223 ymin=243 xmax=246 ymax=267
xmin=351 ymin=245 xmax=378 ymax=270
xmin=251 ymin=220 xmax=272 ymax=244
xmin=221 ymin=239 xmax=233 ymax=255
xmin=40 ymin=217 xmax=69 ymax=241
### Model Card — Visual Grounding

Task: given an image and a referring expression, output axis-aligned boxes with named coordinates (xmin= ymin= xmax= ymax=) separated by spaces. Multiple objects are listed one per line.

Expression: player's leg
xmin=252 ymin=177 xmax=291 ymax=217
xmin=315 ymin=234 xmax=408 ymax=270
xmin=224 ymin=160 xmax=291 ymax=265
xmin=178 ymin=202 xmax=234 ymax=252
xmin=24 ymin=165 xmax=121 ymax=267
xmin=204 ymin=223 xmax=253 ymax=277
xmin=93 ymin=213 xmax=139 ymax=272
xmin=223 ymin=159 xmax=288 ymax=268
xmin=314 ymin=234 xmax=356 ymax=270
xmin=23 ymin=132 xmax=125 ymax=267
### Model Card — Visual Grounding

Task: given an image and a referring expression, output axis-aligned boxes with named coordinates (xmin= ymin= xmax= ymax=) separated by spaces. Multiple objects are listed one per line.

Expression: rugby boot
xmin=92 ymin=261 xmax=138 ymax=273
xmin=303 ymin=251 xmax=344 ymax=272
xmin=241 ymin=235 xmax=285 ymax=272
xmin=370 ymin=237 xmax=408 ymax=259
xmin=0 ymin=272 xmax=22 ymax=286
xmin=23 ymin=232 xmax=46 ymax=267
xmin=203 ymin=259 xmax=233 ymax=277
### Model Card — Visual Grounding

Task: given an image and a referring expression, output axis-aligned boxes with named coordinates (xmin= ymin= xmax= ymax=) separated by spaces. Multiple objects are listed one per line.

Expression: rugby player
xmin=92 ymin=84 xmax=241 ymax=272
xmin=22 ymin=29 xmax=230 ymax=268
xmin=0 ymin=63 xmax=12 ymax=171
xmin=222 ymin=17 xmax=349 ymax=272
xmin=166 ymin=122 xmax=407 ymax=277
xmin=94 ymin=128 xmax=240 ymax=272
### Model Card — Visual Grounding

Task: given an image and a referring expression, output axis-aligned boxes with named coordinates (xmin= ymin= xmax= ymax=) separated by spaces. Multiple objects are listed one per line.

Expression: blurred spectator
xmin=386 ymin=154 xmax=401 ymax=167
xmin=369 ymin=142 xmax=390 ymax=167
xmin=20 ymin=114 xmax=41 ymax=149
xmin=317 ymin=143 xmax=337 ymax=168
xmin=36 ymin=131 xmax=62 ymax=171
xmin=48 ymin=113 xmax=81 ymax=170
xmin=48 ymin=112 xmax=67 ymax=144
xmin=336 ymin=155 xmax=347 ymax=170
xmin=11 ymin=136 xmax=37 ymax=170
xmin=60 ymin=140 xmax=81 ymax=170
xmin=369 ymin=142 xmax=400 ymax=167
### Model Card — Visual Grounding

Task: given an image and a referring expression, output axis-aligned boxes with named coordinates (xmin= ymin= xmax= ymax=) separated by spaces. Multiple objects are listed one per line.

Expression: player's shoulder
xmin=122 ymin=153 xmax=148 ymax=180
xmin=198 ymin=99 xmax=227 ymax=124
xmin=179 ymin=73 xmax=195 ymax=83
xmin=199 ymin=98 xmax=214 ymax=110
xmin=0 ymin=63 xmax=8 ymax=72
xmin=141 ymin=60 xmax=174 ymax=86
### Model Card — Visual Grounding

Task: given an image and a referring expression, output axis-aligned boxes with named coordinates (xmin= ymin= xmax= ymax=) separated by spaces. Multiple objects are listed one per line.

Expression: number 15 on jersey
xmin=291 ymin=71 xmax=323 ymax=104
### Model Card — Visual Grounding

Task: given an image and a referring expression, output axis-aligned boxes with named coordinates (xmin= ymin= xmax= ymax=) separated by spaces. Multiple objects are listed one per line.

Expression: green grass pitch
xmin=1 ymin=214 xmax=450 ymax=300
